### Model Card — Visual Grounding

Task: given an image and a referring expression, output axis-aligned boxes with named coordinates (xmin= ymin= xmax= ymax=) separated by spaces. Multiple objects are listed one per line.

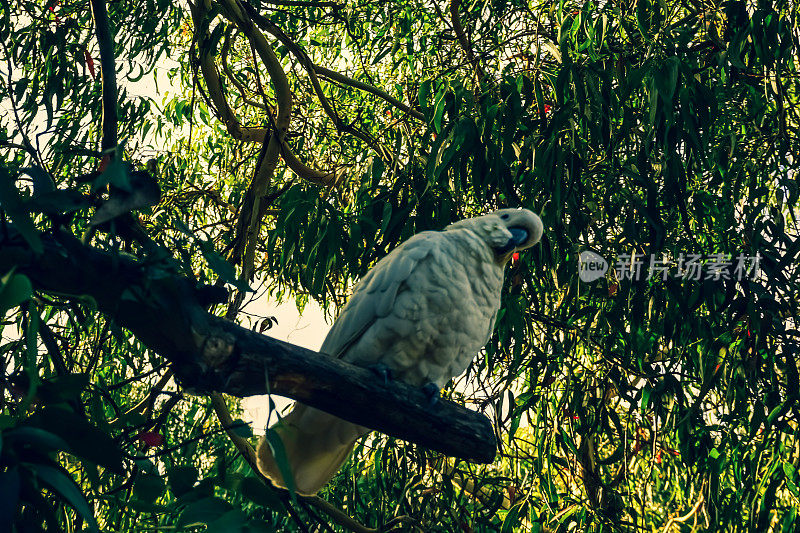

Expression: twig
xmin=315 ymin=67 xmax=424 ymax=122
xmin=661 ymin=493 xmax=705 ymax=532
xmin=190 ymin=2 xmax=340 ymax=185
xmin=107 ymin=363 xmax=170 ymax=390
xmin=449 ymin=0 xmax=486 ymax=83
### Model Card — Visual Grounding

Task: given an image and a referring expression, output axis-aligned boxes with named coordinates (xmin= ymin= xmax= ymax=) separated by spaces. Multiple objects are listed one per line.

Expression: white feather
xmin=257 ymin=208 xmax=543 ymax=495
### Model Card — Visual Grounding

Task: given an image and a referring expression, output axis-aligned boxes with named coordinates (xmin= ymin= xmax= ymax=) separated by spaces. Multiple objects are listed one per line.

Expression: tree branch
xmin=191 ymin=0 xmax=340 ymax=188
xmin=449 ymin=0 xmax=486 ymax=83
xmin=241 ymin=2 xmax=424 ymax=122
xmin=314 ymin=65 xmax=425 ymax=122
xmin=263 ymin=0 xmax=343 ymax=7
xmin=1 ymin=231 xmax=497 ymax=464
xmin=240 ymin=3 xmax=401 ymax=161
xmin=89 ymin=0 xmax=118 ymax=154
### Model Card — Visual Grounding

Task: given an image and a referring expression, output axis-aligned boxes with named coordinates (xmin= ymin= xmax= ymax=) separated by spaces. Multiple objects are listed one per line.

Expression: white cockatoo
xmin=257 ymin=208 xmax=543 ymax=495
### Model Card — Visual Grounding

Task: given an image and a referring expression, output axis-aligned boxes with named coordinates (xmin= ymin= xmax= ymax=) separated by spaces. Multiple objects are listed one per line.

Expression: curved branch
xmin=191 ymin=1 xmax=344 ymax=190
xmin=264 ymin=0 xmax=343 ymax=6
xmin=239 ymin=3 xmax=395 ymax=161
xmin=216 ymin=0 xmax=291 ymax=136
xmin=220 ymin=27 xmax=270 ymax=110
xmin=241 ymin=2 xmax=424 ymax=122
xmin=193 ymin=0 xmax=284 ymax=285
xmin=661 ymin=493 xmax=705 ymax=532
xmin=191 ymin=4 xmax=269 ymax=141
xmin=280 ymin=144 xmax=341 ymax=185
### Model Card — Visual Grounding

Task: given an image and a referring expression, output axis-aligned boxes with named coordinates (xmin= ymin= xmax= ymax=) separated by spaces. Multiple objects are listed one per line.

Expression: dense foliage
xmin=1 ymin=0 xmax=799 ymax=531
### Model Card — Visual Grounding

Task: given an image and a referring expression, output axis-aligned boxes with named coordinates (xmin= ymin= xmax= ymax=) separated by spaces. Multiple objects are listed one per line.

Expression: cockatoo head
xmin=447 ymin=208 xmax=543 ymax=264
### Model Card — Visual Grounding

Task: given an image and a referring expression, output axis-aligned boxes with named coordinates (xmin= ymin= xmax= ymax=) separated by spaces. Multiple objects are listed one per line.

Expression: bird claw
xmin=422 ymin=382 xmax=440 ymax=407
xmin=368 ymin=363 xmax=393 ymax=385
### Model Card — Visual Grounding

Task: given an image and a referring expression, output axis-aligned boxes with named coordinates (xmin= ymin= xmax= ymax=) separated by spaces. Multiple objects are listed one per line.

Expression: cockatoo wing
xmin=259 ymin=232 xmax=441 ymax=495
xmin=319 ymin=232 xmax=440 ymax=358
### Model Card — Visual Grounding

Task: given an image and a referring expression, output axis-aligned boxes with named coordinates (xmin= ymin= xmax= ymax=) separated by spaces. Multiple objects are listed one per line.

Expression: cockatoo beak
xmin=494 ymin=226 xmax=530 ymax=255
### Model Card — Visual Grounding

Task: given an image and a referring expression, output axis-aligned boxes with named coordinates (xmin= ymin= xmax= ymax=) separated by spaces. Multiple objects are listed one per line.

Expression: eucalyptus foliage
xmin=1 ymin=0 xmax=799 ymax=531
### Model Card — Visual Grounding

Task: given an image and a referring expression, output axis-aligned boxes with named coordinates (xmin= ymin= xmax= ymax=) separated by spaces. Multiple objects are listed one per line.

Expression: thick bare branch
xmin=280 ymin=145 xmax=340 ymax=185
xmin=1 ymin=231 xmax=497 ymax=464
xmin=193 ymin=0 xmax=286 ymax=286
xmin=216 ymin=0 xmax=291 ymax=134
xmin=191 ymin=1 xmax=343 ymax=188
xmin=191 ymin=2 xmax=269 ymax=143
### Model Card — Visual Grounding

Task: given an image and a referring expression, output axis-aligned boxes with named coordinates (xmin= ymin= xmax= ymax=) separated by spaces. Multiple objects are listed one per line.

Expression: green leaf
xmin=126 ymin=500 xmax=171 ymax=513
xmin=37 ymin=373 xmax=89 ymax=403
xmin=418 ymin=79 xmax=432 ymax=110
xmin=168 ymin=465 xmax=199 ymax=497
xmin=767 ymin=398 xmax=791 ymax=427
xmin=201 ymin=246 xmax=251 ymax=293
xmin=0 ymin=167 xmax=43 ymax=254
xmin=28 ymin=463 xmax=99 ymax=531
xmin=501 ymin=502 xmax=523 ymax=533
xmin=244 ymin=520 xmax=275 ymax=533
xmin=6 ymin=426 xmax=71 ymax=453
xmin=133 ymin=473 xmax=166 ymax=503
xmin=20 ymin=166 xmax=55 ymax=195
xmin=229 ymin=419 xmax=253 ymax=438
xmin=26 ymin=189 xmax=90 ymax=215
xmin=370 ymin=156 xmax=384 ymax=183
xmin=0 ymin=271 xmax=32 ymax=315
xmin=22 ymin=406 xmax=125 ymax=473
xmin=92 ymin=158 xmax=129 ymax=192
xmin=783 ymin=507 xmax=798 ymax=532
xmin=239 ymin=476 xmax=282 ymax=511
xmin=207 ymin=510 xmax=247 ymax=533
xmin=432 ymin=87 xmax=448 ymax=133
xmin=178 ymin=497 xmax=234 ymax=528
xmin=0 ymin=467 xmax=20 ymax=521
xmin=13 ymin=78 xmax=29 ymax=102
xmin=264 ymin=428 xmax=296 ymax=499
xmin=654 ymin=57 xmax=679 ymax=102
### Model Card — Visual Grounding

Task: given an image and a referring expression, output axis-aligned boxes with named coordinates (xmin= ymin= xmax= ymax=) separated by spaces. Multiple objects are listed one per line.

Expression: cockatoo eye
xmin=500 ymin=213 xmax=510 ymax=220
